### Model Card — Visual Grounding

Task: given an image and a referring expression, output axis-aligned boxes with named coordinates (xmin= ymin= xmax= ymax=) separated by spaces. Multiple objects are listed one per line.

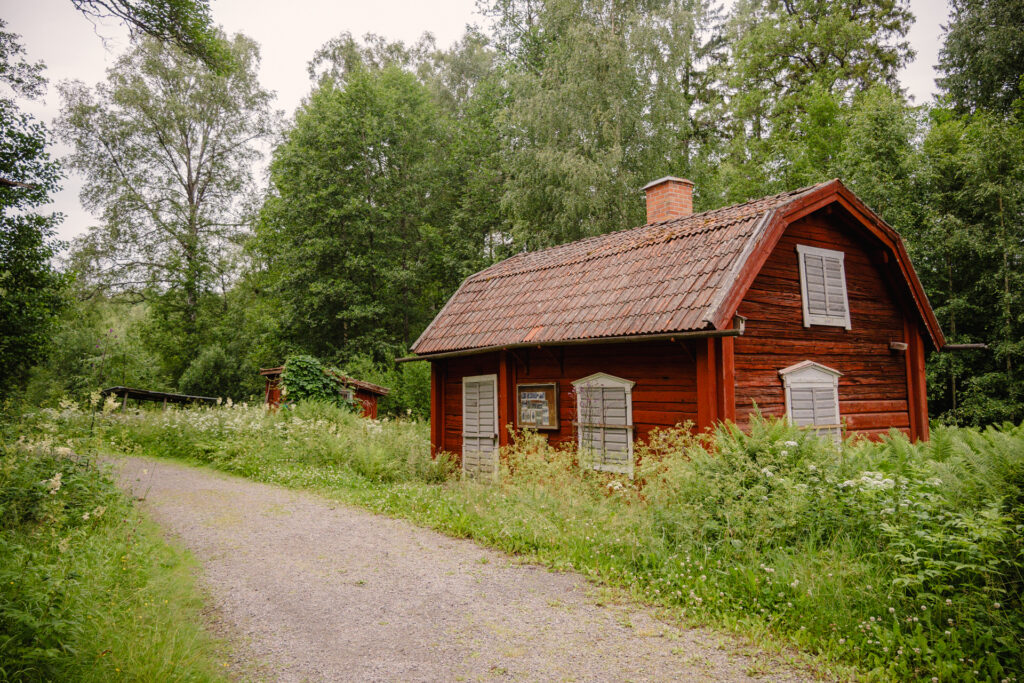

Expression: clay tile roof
xmin=411 ymin=181 xmax=836 ymax=356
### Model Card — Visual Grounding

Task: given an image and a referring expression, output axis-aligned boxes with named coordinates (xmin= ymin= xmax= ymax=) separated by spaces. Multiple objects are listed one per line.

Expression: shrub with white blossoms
xmin=839 ymin=471 xmax=897 ymax=490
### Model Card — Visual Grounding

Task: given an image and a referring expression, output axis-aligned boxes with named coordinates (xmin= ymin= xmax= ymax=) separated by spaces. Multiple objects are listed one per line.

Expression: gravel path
xmin=113 ymin=457 xmax=817 ymax=683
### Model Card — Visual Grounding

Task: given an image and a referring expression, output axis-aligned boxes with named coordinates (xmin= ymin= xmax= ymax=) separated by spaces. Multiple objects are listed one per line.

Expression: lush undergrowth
xmin=1 ymin=412 xmax=226 ymax=682
xmin=33 ymin=399 xmax=1024 ymax=682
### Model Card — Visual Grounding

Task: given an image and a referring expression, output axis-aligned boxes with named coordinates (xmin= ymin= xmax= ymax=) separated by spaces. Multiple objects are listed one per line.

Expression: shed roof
xmin=410 ymin=179 xmax=944 ymax=357
xmin=101 ymin=386 xmax=219 ymax=405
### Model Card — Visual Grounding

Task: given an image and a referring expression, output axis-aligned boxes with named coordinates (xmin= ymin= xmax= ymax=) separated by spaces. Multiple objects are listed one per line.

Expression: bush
xmin=281 ymin=355 xmax=354 ymax=409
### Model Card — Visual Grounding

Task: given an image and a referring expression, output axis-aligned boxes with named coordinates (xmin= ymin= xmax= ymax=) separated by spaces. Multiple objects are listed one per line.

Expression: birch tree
xmin=58 ymin=34 xmax=276 ymax=374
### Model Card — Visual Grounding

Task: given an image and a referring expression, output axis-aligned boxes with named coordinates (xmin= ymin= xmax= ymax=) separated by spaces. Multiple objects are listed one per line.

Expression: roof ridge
xmin=473 ymin=181 xmax=829 ymax=282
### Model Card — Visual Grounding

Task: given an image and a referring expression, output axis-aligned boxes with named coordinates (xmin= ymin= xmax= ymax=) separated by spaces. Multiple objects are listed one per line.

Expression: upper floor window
xmin=797 ymin=244 xmax=851 ymax=329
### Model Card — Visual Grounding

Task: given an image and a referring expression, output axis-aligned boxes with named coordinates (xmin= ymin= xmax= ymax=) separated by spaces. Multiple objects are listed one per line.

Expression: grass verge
xmin=0 ymin=420 xmax=227 ymax=682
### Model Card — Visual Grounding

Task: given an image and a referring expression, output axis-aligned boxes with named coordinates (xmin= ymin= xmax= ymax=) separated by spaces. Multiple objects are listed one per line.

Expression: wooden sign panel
xmin=516 ymin=383 xmax=558 ymax=430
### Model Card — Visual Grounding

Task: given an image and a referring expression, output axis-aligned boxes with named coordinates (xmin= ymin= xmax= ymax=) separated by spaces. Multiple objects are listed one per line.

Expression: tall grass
xmin=1 ymin=415 xmax=226 ymax=682
xmin=39 ymin=399 xmax=1024 ymax=681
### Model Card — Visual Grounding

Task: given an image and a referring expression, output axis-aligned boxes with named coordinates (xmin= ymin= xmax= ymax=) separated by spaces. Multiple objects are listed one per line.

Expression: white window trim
xmin=462 ymin=374 xmax=498 ymax=439
xmin=779 ymin=360 xmax=843 ymax=440
xmin=572 ymin=372 xmax=635 ymax=476
xmin=796 ymin=244 xmax=852 ymax=329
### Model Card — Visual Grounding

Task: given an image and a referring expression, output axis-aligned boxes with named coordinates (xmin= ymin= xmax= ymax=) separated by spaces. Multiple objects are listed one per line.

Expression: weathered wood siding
xmin=434 ymin=341 xmax=697 ymax=459
xmin=734 ymin=211 xmax=915 ymax=439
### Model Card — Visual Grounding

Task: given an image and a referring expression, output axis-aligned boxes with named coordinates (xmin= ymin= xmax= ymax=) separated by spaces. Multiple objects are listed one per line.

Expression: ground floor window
xmin=779 ymin=360 xmax=842 ymax=440
xmin=572 ymin=372 xmax=635 ymax=476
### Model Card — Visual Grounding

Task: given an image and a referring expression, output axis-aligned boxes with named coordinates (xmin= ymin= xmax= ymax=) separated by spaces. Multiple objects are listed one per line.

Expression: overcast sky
xmin=5 ymin=0 xmax=950 ymax=243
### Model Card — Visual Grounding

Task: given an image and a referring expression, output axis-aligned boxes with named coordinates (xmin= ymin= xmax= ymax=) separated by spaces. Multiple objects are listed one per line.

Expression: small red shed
xmin=404 ymin=178 xmax=945 ymax=479
xmin=259 ymin=366 xmax=390 ymax=419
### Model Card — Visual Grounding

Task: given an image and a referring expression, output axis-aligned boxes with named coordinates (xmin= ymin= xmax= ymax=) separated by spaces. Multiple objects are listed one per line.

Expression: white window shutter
xmin=779 ymin=361 xmax=842 ymax=442
xmin=797 ymin=245 xmax=851 ymax=329
xmin=572 ymin=373 xmax=635 ymax=476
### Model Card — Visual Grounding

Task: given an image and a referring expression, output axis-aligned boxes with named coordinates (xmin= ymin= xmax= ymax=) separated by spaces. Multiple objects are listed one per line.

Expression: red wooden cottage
xmin=405 ymin=178 xmax=945 ymax=479
xmin=259 ymin=366 xmax=390 ymax=419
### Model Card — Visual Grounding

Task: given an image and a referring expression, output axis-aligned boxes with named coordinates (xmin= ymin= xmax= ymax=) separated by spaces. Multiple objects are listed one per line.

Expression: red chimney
xmin=643 ymin=176 xmax=694 ymax=223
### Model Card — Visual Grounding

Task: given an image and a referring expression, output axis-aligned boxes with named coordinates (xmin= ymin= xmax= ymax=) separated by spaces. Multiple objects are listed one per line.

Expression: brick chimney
xmin=643 ymin=176 xmax=694 ymax=223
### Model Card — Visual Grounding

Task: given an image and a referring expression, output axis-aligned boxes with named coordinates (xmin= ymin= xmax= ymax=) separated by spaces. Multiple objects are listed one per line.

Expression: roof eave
xmin=397 ymin=316 xmax=747 ymax=362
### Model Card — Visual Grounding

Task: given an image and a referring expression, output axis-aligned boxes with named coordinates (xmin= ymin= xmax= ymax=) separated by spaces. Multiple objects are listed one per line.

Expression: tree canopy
xmin=937 ymin=0 xmax=1024 ymax=116
xmin=0 ymin=21 xmax=67 ymax=384
xmin=70 ymin=0 xmax=228 ymax=70
xmin=19 ymin=0 xmax=1024 ymax=424
xmin=58 ymin=34 xmax=277 ymax=384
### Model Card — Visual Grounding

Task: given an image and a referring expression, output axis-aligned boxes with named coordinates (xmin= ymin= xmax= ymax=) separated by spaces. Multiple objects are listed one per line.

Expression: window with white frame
xmin=796 ymin=244 xmax=851 ymax=329
xmin=779 ymin=361 xmax=843 ymax=440
xmin=572 ymin=372 xmax=634 ymax=476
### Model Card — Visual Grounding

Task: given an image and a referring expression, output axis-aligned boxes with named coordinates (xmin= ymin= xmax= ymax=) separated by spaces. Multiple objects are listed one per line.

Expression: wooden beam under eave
xmin=715 ymin=336 xmax=736 ymax=423
xmin=430 ymin=360 xmax=445 ymax=457
xmin=904 ymin=318 xmax=929 ymax=442
xmin=695 ymin=338 xmax=718 ymax=431
xmin=497 ymin=351 xmax=515 ymax=447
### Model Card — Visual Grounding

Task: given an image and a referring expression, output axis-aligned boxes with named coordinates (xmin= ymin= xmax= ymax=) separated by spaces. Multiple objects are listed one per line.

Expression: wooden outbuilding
xmin=403 ymin=178 xmax=945 ymax=479
xmin=259 ymin=366 xmax=390 ymax=419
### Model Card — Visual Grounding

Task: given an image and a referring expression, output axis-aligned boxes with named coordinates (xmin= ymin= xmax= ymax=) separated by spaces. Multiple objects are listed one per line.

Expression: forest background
xmin=3 ymin=0 xmax=1023 ymax=425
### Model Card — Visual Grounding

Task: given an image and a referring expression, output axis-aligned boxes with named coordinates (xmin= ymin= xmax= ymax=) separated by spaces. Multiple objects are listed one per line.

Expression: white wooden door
xmin=462 ymin=374 xmax=498 ymax=481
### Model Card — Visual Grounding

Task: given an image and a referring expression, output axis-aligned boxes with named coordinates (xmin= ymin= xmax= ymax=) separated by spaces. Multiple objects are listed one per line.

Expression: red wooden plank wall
xmin=734 ymin=212 xmax=918 ymax=440
xmin=353 ymin=389 xmax=379 ymax=419
xmin=434 ymin=341 xmax=698 ymax=458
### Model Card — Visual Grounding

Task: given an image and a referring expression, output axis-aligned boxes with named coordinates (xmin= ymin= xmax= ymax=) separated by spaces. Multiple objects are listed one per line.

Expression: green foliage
xmin=937 ymin=0 xmax=1024 ymax=115
xmin=51 ymin=399 xmax=1024 ymax=681
xmin=65 ymin=400 xmax=450 ymax=485
xmin=258 ymin=50 xmax=494 ymax=361
xmin=342 ymin=354 xmax=431 ymax=419
xmin=915 ymin=111 xmax=1024 ymax=425
xmin=178 ymin=344 xmax=246 ymax=400
xmin=57 ymin=33 xmax=277 ymax=382
xmin=70 ymin=0 xmax=229 ymax=72
xmin=0 ymin=422 xmax=225 ymax=681
xmin=0 ymin=21 xmax=69 ymax=386
xmin=718 ymin=0 xmax=915 ymax=202
xmin=22 ymin=298 xmax=172 ymax=407
xmin=491 ymin=0 xmax=726 ymax=247
xmin=281 ymin=355 xmax=353 ymax=409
